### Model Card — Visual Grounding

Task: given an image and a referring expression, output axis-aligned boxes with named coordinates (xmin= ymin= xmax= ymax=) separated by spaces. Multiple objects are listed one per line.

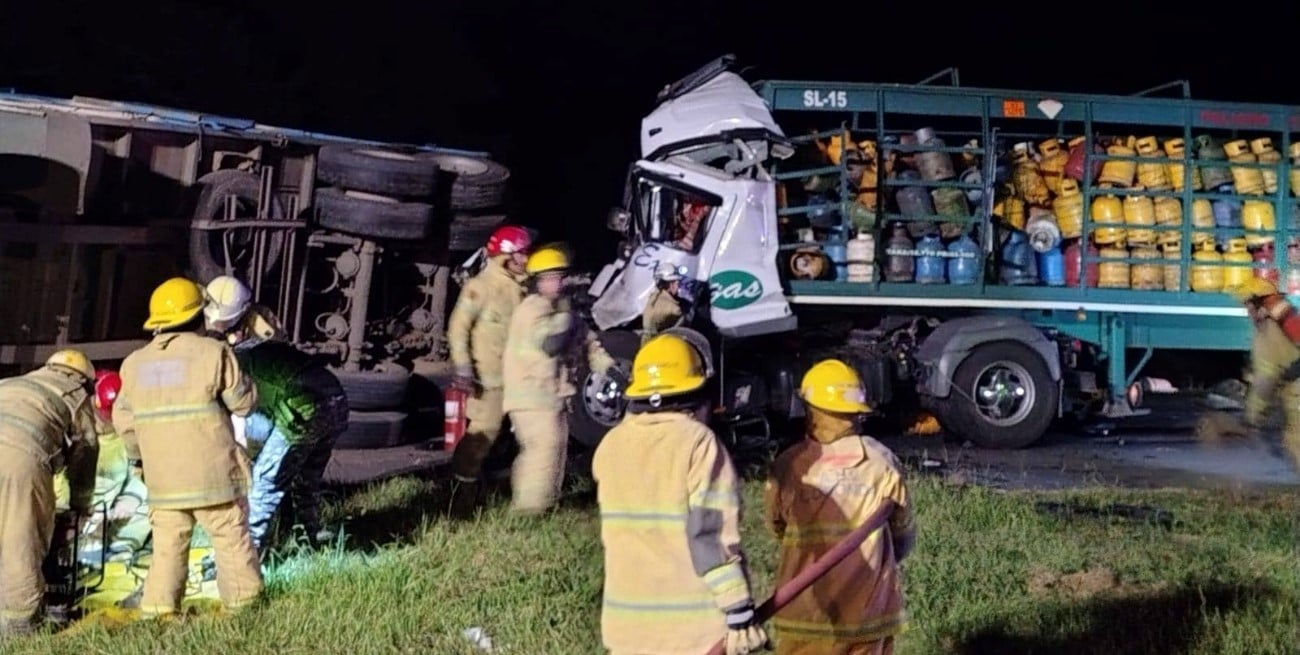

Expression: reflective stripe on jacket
xmin=0 ymin=367 xmax=99 ymax=511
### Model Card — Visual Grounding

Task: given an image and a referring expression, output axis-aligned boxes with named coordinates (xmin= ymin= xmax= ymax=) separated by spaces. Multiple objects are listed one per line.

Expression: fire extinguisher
xmin=444 ymin=386 xmax=468 ymax=452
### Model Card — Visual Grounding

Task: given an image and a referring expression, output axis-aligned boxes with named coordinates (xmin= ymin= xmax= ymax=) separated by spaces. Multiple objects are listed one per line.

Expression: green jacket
xmin=233 ymin=338 xmax=344 ymax=441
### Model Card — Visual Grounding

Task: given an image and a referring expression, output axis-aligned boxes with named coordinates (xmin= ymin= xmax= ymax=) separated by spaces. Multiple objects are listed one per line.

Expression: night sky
xmin=5 ymin=0 xmax=1300 ymax=269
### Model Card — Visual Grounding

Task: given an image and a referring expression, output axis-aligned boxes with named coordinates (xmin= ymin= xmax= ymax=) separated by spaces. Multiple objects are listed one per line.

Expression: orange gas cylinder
xmin=1163 ymin=138 xmax=1203 ymax=192
xmin=1254 ymin=242 xmax=1279 ymax=284
xmin=1191 ymin=241 xmax=1224 ymax=293
xmin=1134 ymin=136 xmax=1171 ymax=190
xmin=1225 ymin=139 xmax=1265 ymax=195
xmin=1053 ymin=178 xmax=1085 ymax=238
xmin=1091 ymin=192 xmax=1125 ymax=244
xmin=1038 ymin=138 xmax=1068 ymax=195
xmin=1242 ymin=200 xmax=1276 ymax=247
xmin=1192 ymin=198 xmax=1215 ymax=246
xmin=1012 ymin=142 xmax=1051 ymax=205
xmin=1251 ymin=138 xmax=1281 ymax=195
xmin=1129 ymin=243 xmax=1163 ymax=290
xmin=1290 ymin=142 xmax=1300 ymax=198
xmin=1122 ymin=188 xmax=1156 ymax=246
xmin=1222 ymin=238 xmax=1254 ymax=292
xmin=1154 ymin=196 xmax=1182 ymax=245
xmin=1099 ymin=136 xmax=1137 ymax=187
xmin=1098 ymin=243 xmax=1131 ymax=288
xmin=1162 ymin=240 xmax=1182 ymax=291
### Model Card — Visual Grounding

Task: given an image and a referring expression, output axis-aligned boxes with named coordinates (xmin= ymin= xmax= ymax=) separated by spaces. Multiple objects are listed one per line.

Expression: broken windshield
xmin=630 ymin=173 xmax=720 ymax=254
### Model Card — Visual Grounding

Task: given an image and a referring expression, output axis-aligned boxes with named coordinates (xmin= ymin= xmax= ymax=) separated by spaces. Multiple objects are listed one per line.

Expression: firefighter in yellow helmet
xmin=593 ymin=333 xmax=767 ymax=655
xmin=764 ymin=360 xmax=915 ymax=655
xmin=113 ymin=277 xmax=263 ymax=618
xmin=503 ymin=244 xmax=622 ymax=516
xmin=0 ymin=350 xmax=100 ymax=635
xmin=1235 ymin=277 xmax=1300 ymax=470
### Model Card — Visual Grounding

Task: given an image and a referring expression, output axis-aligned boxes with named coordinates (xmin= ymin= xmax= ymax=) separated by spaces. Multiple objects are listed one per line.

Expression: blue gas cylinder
xmin=823 ymin=241 xmax=848 ymax=281
xmin=915 ymin=233 xmax=946 ymax=284
xmin=1000 ymin=229 xmax=1039 ymax=285
xmin=1037 ymin=245 xmax=1066 ymax=286
xmin=946 ymin=232 xmax=980 ymax=284
xmin=1211 ymin=183 xmax=1241 ymax=249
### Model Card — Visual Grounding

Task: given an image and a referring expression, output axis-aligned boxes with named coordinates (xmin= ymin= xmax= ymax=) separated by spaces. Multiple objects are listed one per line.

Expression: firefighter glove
xmin=724 ymin=604 xmax=769 ymax=655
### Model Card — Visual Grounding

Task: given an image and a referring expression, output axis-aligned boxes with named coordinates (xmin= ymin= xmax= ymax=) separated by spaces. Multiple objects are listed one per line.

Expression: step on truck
xmin=577 ymin=55 xmax=1292 ymax=450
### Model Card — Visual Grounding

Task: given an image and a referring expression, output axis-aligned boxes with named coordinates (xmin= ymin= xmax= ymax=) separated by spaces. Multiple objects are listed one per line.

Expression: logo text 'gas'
xmin=709 ymin=270 xmax=763 ymax=310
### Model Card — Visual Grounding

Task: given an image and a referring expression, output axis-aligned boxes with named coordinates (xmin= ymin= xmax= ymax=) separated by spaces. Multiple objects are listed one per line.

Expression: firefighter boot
xmin=448 ymin=478 xmax=482 ymax=519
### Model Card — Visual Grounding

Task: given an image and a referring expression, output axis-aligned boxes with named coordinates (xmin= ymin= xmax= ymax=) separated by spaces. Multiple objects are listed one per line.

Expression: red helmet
xmin=93 ymin=370 xmax=122 ymax=423
xmin=486 ymin=226 xmax=532 ymax=256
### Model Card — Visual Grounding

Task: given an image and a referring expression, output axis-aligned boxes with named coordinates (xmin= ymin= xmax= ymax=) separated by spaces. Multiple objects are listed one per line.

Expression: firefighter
xmin=203 ymin=275 xmax=348 ymax=554
xmin=502 ymin=244 xmax=623 ymax=516
xmin=592 ymin=333 xmax=767 ymax=655
xmin=1236 ymin=277 xmax=1300 ymax=470
xmin=114 ymin=277 xmax=263 ymax=618
xmin=641 ymin=261 xmax=686 ymax=345
xmin=764 ymin=359 xmax=915 ymax=655
xmin=203 ymin=274 xmax=286 ymax=343
xmin=446 ymin=225 xmax=532 ymax=513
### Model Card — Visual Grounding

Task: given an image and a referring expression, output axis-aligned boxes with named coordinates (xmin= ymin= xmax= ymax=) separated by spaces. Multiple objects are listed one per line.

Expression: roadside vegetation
xmin=8 ymin=472 xmax=1298 ymax=655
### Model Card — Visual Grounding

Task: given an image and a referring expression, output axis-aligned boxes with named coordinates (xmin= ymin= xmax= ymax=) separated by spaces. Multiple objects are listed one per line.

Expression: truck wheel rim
xmin=582 ymin=365 xmax=629 ymax=427
xmin=971 ymin=361 xmax=1034 ymax=427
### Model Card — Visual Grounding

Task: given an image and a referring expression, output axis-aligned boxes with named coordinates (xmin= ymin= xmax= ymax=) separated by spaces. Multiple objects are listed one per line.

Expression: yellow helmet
xmin=1231 ymin=276 xmax=1279 ymax=302
xmin=800 ymin=359 xmax=871 ymax=414
xmin=144 ymin=277 xmax=205 ymax=331
xmin=526 ymin=245 xmax=570 ymax=275
xmin=45 ymin=349 xmax=95 ymax=382
xmin=624 ymin=333 xmax=708 ymax=400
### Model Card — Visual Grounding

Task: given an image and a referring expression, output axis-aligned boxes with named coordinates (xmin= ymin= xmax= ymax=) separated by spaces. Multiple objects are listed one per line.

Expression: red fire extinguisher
xmin=444 ymin=387 xmax=468 ymax=452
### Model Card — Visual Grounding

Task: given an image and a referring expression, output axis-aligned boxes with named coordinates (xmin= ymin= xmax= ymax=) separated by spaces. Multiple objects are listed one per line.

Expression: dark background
xmin=4 ymin=0 xmax=1299 ymax=270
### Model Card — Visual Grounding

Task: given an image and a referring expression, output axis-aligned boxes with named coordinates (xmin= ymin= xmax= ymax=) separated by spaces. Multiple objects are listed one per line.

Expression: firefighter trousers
xmin=777 ymin=637 xmax=895 ymax=655
xmin=508 ymin=409 xmax=569 ymax=515
xmin=452 ymin=387 xmax=505 ymax=481
xmin=139 ymin=501 xmax=263 ymax=616
xmin=0 ymin=446 xmax=53 ymax=631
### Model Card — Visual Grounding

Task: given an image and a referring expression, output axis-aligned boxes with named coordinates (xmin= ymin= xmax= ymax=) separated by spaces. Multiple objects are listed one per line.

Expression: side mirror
xmin=607 ymin=207 xmax=631 ymax=233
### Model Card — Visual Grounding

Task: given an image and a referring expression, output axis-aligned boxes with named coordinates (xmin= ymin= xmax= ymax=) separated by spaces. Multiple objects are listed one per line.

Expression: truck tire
xmin=331 ymin=366 xmax=411 ymax=411
xmin=336 ymin=411 xmax=407 ymax=450
xmin=316 ymin=187 xmax=435 ymax=241
xmin=188 ymin=170 xmax=286 ymax=283
xmin=570 ymin=330 xmax=641 ymax=448
xmin=317 ymin=145 xmax=440 ymax=198
xmin=432 ymin=155 xmax=510 ymax=211
xmin=448 ymin=214 xmax=507 ymax=252
xmin=939 ymin=341 xmax=1057 ymax=449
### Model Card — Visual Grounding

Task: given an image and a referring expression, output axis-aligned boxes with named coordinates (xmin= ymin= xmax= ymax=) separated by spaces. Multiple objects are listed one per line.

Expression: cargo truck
xmin=575 ymin=55 xmax=1291 ymax=450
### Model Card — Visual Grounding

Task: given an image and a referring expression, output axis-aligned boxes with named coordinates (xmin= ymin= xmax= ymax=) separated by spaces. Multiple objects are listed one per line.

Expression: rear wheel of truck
xmin=432 ymin=155 xmax=510 ymax=211
xmin=316 ymin=187 xmax=435 ymax=241
xmin=940 ymin=341 xmax=1057 ymax=449
xmin=317 ymin=145 xmax=440 ymax=198
xmin=571 ymin=330 xmax=641 ymax=449
xmin=188 ymin=170 xmax=286 ymax=283
xmin=448 ymin=213 xmax=507 ymax=252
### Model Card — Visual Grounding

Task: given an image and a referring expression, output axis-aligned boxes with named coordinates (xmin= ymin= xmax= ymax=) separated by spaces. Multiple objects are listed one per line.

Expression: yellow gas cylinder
xmin=1091 ymin=191 xmax=1125 ymax=244
xmin=1003 ymin=194 xmax=1026 ymax=230
xmin=1161 ymin=240 xmax=1182 ymax=291
xmin=1053 ymin=178 xmax=1085 ymax=238
xmin=1191 ymin=240 xmax=1224 ymax=293
xmin=1134 ymin=136 xmax=1171 ymax=190
xmin=1099 ymin=136 xmax=1137 ymax=187
xmin=1289 ymin=142 xmax=1300 ymax=198
xmin=1129 ymin=243 xmax=1163 ymax=290
xmin=1224 ymin=139 xmax=1265 ymax=195
xmin=1192 ymin=198 xmax=1214 ymax=246
xmin=1242 ymin=199 xmax=1276 ymax=247
xmin=1012 ymin=142 xmax=1051 ymax=205
xmin=1222 ymin=238 xmax=1254 ymax=292
xmin=1251 ymin=138 xmax=1281 ymax=195
xmin=1122 ymin=187 xmax=1156 ymax=246
xmin=1154 ymin=196 xmax=1182 ymax=245
xmin=1098 ymin=242 xmax=1131 ymax=288
xmin=1037 ymin=138 xmax=1068 ymax=195
xmin=1163 ymin=138 xmax=1202 ymax=192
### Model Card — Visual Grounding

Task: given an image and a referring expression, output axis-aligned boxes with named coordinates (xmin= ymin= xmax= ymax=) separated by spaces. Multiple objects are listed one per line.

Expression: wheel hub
xmin=972 ymin=362 xmax=1034 ymax=426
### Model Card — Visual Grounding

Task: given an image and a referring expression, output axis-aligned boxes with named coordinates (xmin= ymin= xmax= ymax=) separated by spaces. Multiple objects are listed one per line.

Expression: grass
xmin=5 ymin=472 xmax=1298 ymax=655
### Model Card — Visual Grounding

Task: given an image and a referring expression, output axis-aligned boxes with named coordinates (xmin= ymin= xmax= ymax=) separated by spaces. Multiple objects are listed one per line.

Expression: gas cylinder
xmin=846 ymin=231 xmax=876 ymax=283
xmin=1154 ymin=196 xmax=1182 ymax=246
xmin=1003 ymin=194 xmax=1027 ymax=230
xmin=1025 ymin=208 xmax=1062 ymax=254
xmin=1288 ymin=267 xmax=1300 ymax=297
xmin=1253 ymin=241 xmax=1279 ymax=284
xmin=789 ymin=247 xmax=832 ymax=280
xmin=1122 ymin=189 xmax=1156 ymax=246
xmin=1038 ymin=244 xmax=1066 ymax=286
xmin=1134 ymin=136 xmax=1171 ymax=190
xmin=1212 ymin=187 xmax=1242 ymax=248
xmin=947 ymin=232 xmax=981 ymax=285
xmin=1163 ymin=138 xmax=1203 ymax=192
xmin=1099 ymin=136 xmax=1137 ymax=187
xmin=1098 ymin=243 xmax=1131 ymax=289
xmin=914 ymin=127 xmax=956 ymax=181
xmin=1251 ymin=138 xmax=1281 ymax=195
xmin=824 ymin=241 xmax=848 ymax=281
xmin=960 ymin=167 xmax=984 ymax=204
xmin=1222 ymin=238 xmax=1253 ymax=292
xmin=444 ymin=386 xmax=468 ymax=453
xmin=1162 ymin=240 xmax=1182 ymax=292
xmin=897 ymin=133 xmax=919 ymax=169
xmin=1191 ymin=240 xmax=1225 ymax=292
xmin=1091 ymin=192 xmax=1125 ymax=244
xmin=1001 ymin=229 xmax=1039 ymax=285
xmin=1290 ymin=143 xmax=1300 ymax=198
xmin=1065 ymin=136 xmax=1104 ymax=183
xmin=894 ymin=170 xmax=936 ymax=238
xmin=1053 ymin=179 xmax=1085 ymax=239
xmin=1242 ymin=200 xmax=1276 ymax=247
xmin=885 ymin=224 xmax=915 ymax=282
xmin=1012 ymin=143 xmax=1051 ymax=205
xmin=1192 ymin=198 xmax=1215 ymax=246
xmin=1196 ymin=135 xmax=1234 ymax=190
xmin=1038 ymin=138 xmax=1068 ymax=195
xmin=914 ymin=233 xmax=946 ymax=284
xmin=1224 ymin=139 xmax=1265 ymax=196
xmin=931 ymin=186 xmax=969 ymax=239
xmin=1065 ymin=238 xmax=1100 ymax=288
xmin=1129 ymin=244 xmax=1163 ymax=290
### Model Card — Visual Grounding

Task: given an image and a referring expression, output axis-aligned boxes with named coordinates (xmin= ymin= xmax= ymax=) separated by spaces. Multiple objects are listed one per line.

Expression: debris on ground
xmin=463 ymin=626 xmax=495 ymax=651
xmin=1027 ymin=566 xmax=1165 ymax=600
xmin=1034 ymin=500 xmax=1174 ymax=529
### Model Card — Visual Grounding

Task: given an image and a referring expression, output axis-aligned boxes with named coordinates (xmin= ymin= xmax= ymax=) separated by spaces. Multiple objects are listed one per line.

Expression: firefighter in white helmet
xmin=203 ymin=275 xmax=285 ymax=343
xmin=641 ymin=261 xmax=687 ymax=345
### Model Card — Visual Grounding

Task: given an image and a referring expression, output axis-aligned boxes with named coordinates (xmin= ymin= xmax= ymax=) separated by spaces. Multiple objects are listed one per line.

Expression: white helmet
xmin=203 ymin=275 xmax=253 ymax=329
xmin=654 ymin=262 xmax=685 ymax=283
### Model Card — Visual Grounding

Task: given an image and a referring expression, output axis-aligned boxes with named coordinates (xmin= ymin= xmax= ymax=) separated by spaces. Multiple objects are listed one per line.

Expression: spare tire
xmin=188 ymin=170 xmax=286 ymax=284
xmin=317 ymin=145 xmax=440 ymax=198
xmin=331 ymin=366 xmax=411 ymax=411
xmin=432 ymin=155 xmax=510 ymax=211
xmin=448 ymin=214 xmax=507 ymax=252
xmin=316 ymin=187 xmax=435 ymax=241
